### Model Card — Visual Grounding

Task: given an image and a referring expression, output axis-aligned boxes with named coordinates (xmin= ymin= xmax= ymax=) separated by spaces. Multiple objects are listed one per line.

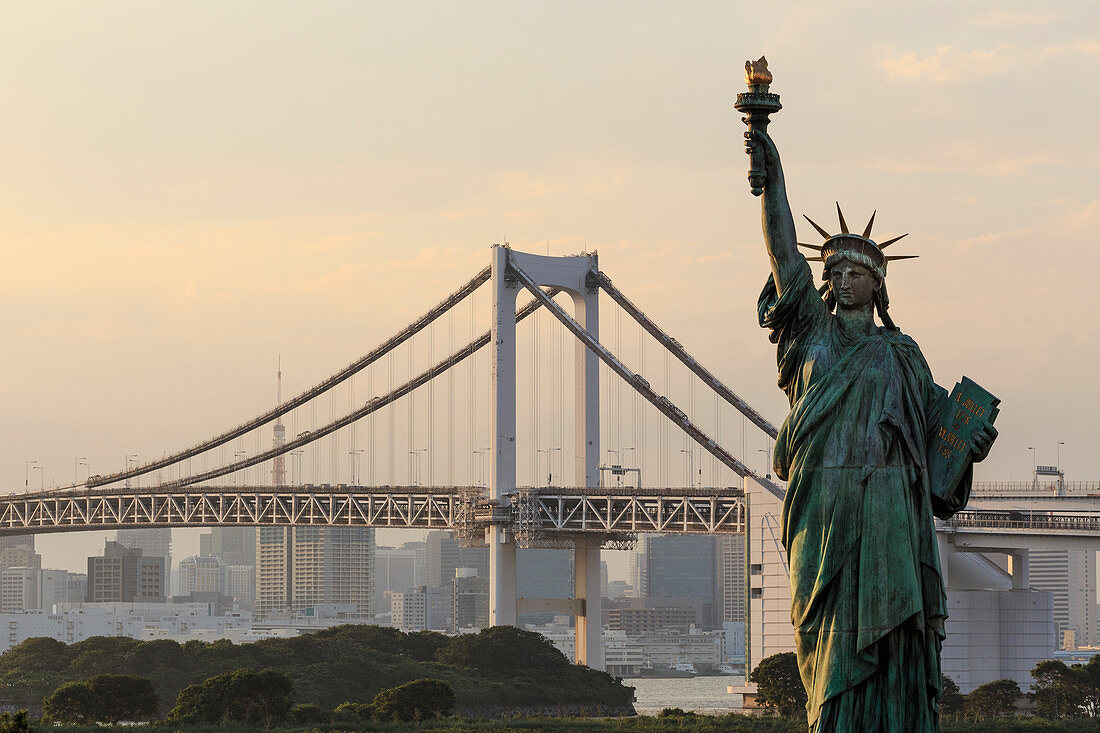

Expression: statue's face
xmin=828 ymin=260 xmax=879 ymax=310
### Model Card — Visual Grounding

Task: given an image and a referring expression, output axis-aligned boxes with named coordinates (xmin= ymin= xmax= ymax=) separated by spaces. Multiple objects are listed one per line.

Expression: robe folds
xmin=758 ymin=262 xmax=968 ymax=732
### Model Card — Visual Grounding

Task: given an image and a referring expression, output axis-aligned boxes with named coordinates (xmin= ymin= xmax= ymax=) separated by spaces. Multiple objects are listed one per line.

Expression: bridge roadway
xmin=2 ymin=485 xmax=1099 ymax=546
xmin=0 ymin=485 xmax=747 ymax=540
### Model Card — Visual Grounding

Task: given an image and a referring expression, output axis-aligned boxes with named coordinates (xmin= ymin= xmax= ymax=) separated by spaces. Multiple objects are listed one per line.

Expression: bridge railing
xmin=970 ymin=481 xmax=1100 ymax=496
xmin=949 ymin=511 xmax=1100 ymax=534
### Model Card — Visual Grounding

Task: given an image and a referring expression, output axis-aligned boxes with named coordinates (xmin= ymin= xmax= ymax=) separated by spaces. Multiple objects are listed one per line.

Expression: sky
xmin=1 ymin=1 xmax=1098 ymax=574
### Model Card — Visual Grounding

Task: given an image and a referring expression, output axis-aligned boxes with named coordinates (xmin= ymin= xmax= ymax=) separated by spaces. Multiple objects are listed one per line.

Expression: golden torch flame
xmin=744 ymin=56 xmax=773 ymax=86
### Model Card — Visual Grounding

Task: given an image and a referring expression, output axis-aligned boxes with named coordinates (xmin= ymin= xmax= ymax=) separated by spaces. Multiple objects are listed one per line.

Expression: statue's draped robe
xmin=758 ymin=262 xmax=967 ymax=732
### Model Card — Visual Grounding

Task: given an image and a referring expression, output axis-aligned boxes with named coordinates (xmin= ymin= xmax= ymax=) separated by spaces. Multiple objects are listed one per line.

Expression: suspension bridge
xmin=8 ymin=245 xmax=1100 ymax=671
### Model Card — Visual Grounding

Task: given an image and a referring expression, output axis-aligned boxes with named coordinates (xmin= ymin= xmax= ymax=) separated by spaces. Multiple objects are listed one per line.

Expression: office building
xmin=391 ymin=585 xmax=448 ymax=632
xmin=452 ymin=569 xmax=489 ymax=631
xmin=66 ymin=573 xmax=87 ymax=604
xmin=1 ymin=568 xmax=39 ymax=612
xmin=87 ymin=540 xmax=166 ymax=603
xmin=226 ymin=565 xmax=255 ymax=607
xmin=646 ymin=535 xmax=720 ymax=628
xmin=719 ymin=535 xmax=746 ymax=624
xmin=200 ymin=528 xmax=257 ymax=568
xmin=1029 ymin=549 xmax=1097 ymax=648
xmin=40 ymin=569 xmax=69 ymax=612
xmin=178 ymin=555 xmax=227 ymax=595
xmin=375 ymin=543 xmax=423 ymax=615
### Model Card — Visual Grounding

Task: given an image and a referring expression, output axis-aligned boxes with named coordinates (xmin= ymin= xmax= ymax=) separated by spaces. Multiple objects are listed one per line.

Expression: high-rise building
xmin=391 ymin=585 xmax=447 ymax=632
xmin=200 ymin=528 xmax=257 ymax=568
xmin=1029 ymin=549 xmax=1097 ymax=648
xmin=115 ymin=529 xmax=172 ymax=590
xmin=646 ymin=535 xmax=720 ymax=628
xmin=256 ymin=527 xmax=293 ymax=617
xmin=1 ymin=568 xmax=39 ymax=612
xmin=0 ymin=547 xmax=41 ymax=572
xmin=452 ymin=569 xmax=489 ymax=631
xmin=719 ymin=535 xmax=746 ymax=624
xmin=290 ymin=527 xmax=373 ymax=618
xmin=66 ymin=573 xmax=87 ymax=604
xmin=226 ymin=565 xmax=255 ymax=607
xmin=87 ymin=541 xmax=166 ymax=603
xmin=0 ymin=536 xmax=34 ymax=552
xmin=375 ymin=544 xmax=424 ymax=615
xmin=39 ymin=569 xmax=69 ymax=612
xmin=178 ymin=555 xmax=227 ymax=595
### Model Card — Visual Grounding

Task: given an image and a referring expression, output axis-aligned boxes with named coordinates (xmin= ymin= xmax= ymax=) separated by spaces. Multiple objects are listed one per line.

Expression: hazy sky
xmin=2 ymin=1 xmax=1098 ymax=572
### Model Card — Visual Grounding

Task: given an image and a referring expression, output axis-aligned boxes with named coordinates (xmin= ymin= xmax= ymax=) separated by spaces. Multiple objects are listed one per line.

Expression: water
xmin=626 ymin=676 xmax=746 ymax=715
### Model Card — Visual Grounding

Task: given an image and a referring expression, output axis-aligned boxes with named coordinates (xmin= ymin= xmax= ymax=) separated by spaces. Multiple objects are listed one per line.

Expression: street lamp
xmin=758 ymin=447 xmax=773 ymax=480
xmin=233 ymin=451 xmax=247 ymax=487
xmin=24 ymin=460 xmax=37 ymax=489
xmin=472 ymin=449 xmax=488 ymax=487
xmin=410 ymin=449 xmax=427 ymax=487
xmin=33 ymin=465 xmax=45 ymax=491
xmin=1057 ymin=442 xmax=1066 ymax=472
xmin=349 ymin=450 xmax=365 ymax=484
xmin=125 ymin=454 xmax=138 ymax=488
xmin=536 ymin=447 xmax=561 ymax=487
xmin=681 ymin=449 xmax=695 ymax=489
xmin=74 ymin=457 xmax=88 ymax=485
xmin=1027 ymin=447 xmax=1036 ymax=489
xmin=290 ymin=449 xmax=304 ymax=485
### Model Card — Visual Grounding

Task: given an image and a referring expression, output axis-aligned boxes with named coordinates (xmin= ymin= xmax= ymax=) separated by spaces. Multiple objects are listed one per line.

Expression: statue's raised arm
xmin=744 ymin=130 xmax=803 ymax=296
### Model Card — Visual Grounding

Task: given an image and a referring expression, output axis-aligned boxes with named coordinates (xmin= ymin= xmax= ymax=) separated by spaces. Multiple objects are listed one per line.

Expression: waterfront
xmin=628 ymin=676 xmax=746 ymax=715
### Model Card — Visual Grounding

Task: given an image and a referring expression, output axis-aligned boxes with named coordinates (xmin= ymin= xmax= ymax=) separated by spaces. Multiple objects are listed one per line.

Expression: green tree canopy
xmin=967 ymin=679 xmax=1020 ymax=719
xmin=939 ymin=674 xmax=966 ymax=719
xmin=372 ymin=678 xmax=456 ymax=721
xmin=749 ymin=652 xmax=807 ymax=718
xmin=169 ymin=668 xmax=293 ymax=725
xmin=436 ymin=626 xmax=570 ymax=674
xmin=42 ymin=675 xmax=158 ymax=724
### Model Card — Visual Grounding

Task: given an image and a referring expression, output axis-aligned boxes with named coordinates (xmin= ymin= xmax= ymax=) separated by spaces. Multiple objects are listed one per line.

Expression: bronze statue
xmin=742 ymin=64 xmax=998 ymax=731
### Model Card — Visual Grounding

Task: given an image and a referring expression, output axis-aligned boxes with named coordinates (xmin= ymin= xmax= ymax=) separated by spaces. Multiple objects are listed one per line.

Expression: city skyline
xmin=3 ymin=1 xmax=1099 ymax=574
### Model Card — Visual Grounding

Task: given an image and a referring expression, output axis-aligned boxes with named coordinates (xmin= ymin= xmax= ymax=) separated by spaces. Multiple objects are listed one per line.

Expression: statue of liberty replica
xmin=738 ymin=58 xmax=999 ymax=732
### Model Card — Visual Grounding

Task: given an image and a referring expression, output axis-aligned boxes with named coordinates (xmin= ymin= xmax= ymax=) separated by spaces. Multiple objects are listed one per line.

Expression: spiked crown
xmin=798 ymin=204 xmax=915 ymax=280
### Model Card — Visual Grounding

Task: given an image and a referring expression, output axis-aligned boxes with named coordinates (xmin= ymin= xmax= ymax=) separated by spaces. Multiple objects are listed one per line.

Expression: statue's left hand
xmin=970 ymin=423 xmax=998 ymax=463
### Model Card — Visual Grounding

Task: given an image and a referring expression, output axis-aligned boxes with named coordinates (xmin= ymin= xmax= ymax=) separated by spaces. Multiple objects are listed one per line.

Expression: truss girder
xmin=0 ymin=486 xmax=746 ymax=537
xmin=530 ymin=492 xmax=744 ymax=534
xmin=0 ymin=489 xmax=460 ymax=534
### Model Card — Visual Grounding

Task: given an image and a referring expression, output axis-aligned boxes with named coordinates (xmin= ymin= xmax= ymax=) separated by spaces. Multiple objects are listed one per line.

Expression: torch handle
xmin=746 ymin=115 xmax=771 ymax=197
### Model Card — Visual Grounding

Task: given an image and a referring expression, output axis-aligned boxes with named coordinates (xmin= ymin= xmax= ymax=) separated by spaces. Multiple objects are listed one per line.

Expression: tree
xmin=169 ymin=668 xmax=294 ymax=725
xmin=749 ymin=652 xmax=806 ymax=718
xmin=41 ymin=681 xmax=96 ymax=724
xmin=371 ymin=678 xmax=455 ymax=721
xmin=1032 ymin=660 xmax=1083 ymax=719
xmin=966 ymin=678 xmax=1020 ymax=719
xmin=42 ymin=675 xmax=157 ymax=724
xmin=436 ymin=626 xmax=570 ymax=674
xmin=939 ymin=675 xmax=966 ymax=719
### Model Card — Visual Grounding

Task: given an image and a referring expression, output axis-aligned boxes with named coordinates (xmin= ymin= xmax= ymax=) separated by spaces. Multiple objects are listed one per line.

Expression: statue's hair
xmin=819 ymin=255 xmax=898 ymax=331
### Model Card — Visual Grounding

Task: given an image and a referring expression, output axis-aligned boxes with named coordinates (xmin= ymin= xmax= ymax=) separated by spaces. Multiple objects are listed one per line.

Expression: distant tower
xmin=272 ymin=357 xmax=287 ymax=486
xmin=257 ymin=358 xmax=293 ymax=618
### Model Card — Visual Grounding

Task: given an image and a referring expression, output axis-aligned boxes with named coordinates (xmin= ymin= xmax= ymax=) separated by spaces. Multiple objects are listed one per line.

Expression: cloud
xmin=879 ymin=39 xmax=1100 ymax=84
xmin=879 ymin=44 xmax=1015 ymax=83
xmin=968 ymin=9 xmax=1058 ymax=27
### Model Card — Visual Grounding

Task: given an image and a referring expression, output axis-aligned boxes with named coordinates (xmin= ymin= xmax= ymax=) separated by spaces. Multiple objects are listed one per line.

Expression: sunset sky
xmin=2 ymin=1 xmax=1098 ymax=572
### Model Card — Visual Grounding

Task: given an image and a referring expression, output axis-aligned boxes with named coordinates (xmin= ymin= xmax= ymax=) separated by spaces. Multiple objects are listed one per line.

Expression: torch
xmin=734 ymin=56 xmax=782 ymax=196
